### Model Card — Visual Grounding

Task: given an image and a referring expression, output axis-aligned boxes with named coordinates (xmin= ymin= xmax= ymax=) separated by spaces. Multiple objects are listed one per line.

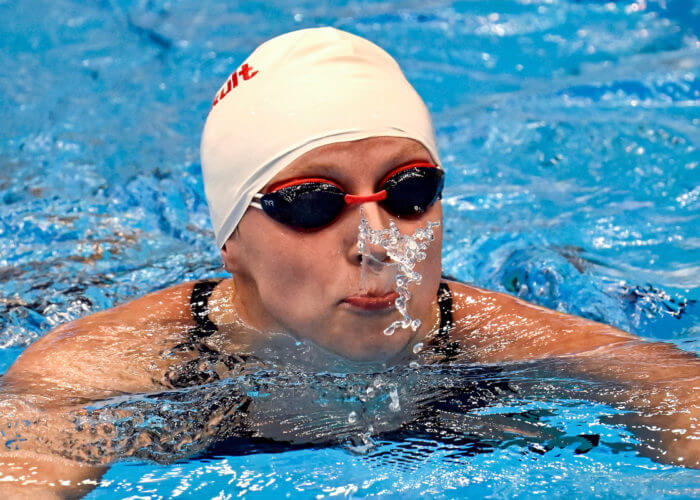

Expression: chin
xmin=330 ymin=334 xmax=411 ymax=363
xmin=308 ymin=309 xmax=422 ymax=363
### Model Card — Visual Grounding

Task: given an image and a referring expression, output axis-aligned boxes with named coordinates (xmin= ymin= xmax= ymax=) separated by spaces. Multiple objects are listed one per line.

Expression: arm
xmin=0 ymin=282 xmax=199 ymax=498
xmin=0 ymin=388 xmax=111 ymax=499
xmin=0 ymin=450 xmax=107 ymax=500
xmin=0 ymin=323 xmax=166 ymax=499
xmin=449 ymin=282 xmax=700 ymax=467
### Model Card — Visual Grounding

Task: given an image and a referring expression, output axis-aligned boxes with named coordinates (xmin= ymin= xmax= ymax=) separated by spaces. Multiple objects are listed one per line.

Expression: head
xmin=201 ymin=28 xmax=444 ymax=362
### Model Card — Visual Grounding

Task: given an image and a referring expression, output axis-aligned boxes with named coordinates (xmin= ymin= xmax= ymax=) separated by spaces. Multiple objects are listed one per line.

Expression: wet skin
xmin=0 ymin=137 xmax=698 ymax=499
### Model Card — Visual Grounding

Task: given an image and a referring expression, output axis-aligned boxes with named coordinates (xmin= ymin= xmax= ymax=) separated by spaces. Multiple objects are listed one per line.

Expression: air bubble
xmin=358 ymin=211 xmax=440 ymax=336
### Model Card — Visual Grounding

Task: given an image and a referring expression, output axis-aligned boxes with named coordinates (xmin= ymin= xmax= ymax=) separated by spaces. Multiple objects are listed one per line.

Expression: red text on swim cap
xmin=210 ymin=63 xmax=258 ymax=109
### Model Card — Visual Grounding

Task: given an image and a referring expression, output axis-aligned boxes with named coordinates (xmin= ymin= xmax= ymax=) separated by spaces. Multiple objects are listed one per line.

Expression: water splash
xmin=357 ymin=210 xmax=440 ymax=336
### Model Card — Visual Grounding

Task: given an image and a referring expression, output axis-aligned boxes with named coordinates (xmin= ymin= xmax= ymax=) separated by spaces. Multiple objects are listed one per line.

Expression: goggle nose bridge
xmin=344 ymin=190 xmax=387 ymax=205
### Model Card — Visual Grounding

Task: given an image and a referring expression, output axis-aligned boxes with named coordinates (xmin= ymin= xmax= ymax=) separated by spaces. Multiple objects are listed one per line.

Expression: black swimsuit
xmin=190 ymin=278 xmax=226 ymax=339
xmin=161 ymin=278 xmax=242 ymax=388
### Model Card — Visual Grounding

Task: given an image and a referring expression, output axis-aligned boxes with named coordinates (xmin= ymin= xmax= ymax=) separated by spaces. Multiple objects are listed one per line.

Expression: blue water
xmin=1 ymin=0 xmax=699 ymax=497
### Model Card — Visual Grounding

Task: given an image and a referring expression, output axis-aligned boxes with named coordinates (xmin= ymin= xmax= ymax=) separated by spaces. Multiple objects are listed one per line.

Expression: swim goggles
xmin=250 ymin=161 xmax=444 ymax=229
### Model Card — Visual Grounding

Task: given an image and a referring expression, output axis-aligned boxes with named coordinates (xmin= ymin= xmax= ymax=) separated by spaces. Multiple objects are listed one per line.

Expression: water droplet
xmin=412 ymin=342 xmax=424 ymax=354
xmin=347 ymin=411 xmax=357 ymax=424
xmin=388 ymin=386 xmax=400 ymax=412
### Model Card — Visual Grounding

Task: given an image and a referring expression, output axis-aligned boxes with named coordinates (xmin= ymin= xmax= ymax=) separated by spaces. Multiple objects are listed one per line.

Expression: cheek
xmin=240 ymin=220 xmax=344 ymax=325
xmin=255 ymin=239 xmax=323 ymax=287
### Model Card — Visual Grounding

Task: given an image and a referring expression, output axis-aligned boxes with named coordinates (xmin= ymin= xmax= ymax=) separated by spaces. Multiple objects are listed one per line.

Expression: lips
xmin=343 ymin=291 xmax=399 ymax=311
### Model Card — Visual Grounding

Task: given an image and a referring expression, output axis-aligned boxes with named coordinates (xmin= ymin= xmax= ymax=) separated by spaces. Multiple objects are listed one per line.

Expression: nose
xmin=347 ymin=201 xmax=391 ymax=266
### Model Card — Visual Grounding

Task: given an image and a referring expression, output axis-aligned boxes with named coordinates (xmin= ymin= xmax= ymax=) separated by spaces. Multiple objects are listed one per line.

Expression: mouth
xmin=343 ymin=291 xmax=399 ymax=311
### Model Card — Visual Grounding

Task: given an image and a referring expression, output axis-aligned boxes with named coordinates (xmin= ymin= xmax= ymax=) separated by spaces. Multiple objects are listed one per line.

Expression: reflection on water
xmin=1 ymin=348 xmax=695 ymax=471
xmin=2 ymin=362 xmax=516 ymax=465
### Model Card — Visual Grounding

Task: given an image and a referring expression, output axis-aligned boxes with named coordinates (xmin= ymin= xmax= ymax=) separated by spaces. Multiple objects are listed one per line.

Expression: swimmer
xmin=1 ymin=27 xmax=698 ymax=499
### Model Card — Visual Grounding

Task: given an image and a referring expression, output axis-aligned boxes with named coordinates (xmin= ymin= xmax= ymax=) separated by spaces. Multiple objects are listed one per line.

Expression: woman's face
xmin=221 ymin=137 xmax=443 ymax=362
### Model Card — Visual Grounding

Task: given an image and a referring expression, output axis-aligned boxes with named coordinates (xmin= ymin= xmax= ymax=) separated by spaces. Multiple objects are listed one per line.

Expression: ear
xmin=220 ymin=234 xmax=243 ymax=274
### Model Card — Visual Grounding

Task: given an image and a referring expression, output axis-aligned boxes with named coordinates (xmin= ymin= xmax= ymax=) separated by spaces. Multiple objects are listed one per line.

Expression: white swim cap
xmin=200 ymin=27 xmax=441 ymax=248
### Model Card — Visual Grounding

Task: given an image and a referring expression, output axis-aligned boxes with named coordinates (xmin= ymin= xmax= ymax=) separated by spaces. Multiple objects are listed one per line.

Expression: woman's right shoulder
xmin=47 ymin=278 xmax=230 ymax=344
xmin=110 ymin=279 xmax=215 ymax=318
xmin=2 ymin=279 xmax=229 ymax=397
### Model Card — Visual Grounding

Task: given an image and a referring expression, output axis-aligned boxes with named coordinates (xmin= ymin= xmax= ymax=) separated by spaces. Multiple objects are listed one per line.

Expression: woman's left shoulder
xmin=439 ymin=278 xmax=521 ymax=328
xmin=441 ymin=277 xmax=502 ymax=303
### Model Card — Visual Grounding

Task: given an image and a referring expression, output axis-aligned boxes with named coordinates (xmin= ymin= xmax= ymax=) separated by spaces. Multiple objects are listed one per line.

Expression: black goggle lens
xmin=383 ymin=167 xmax=444 ymax=216
xmin=261 ymin=182 xmax=345 ymax=229
xmin=260 ymin=166 xmax=444 ymax=229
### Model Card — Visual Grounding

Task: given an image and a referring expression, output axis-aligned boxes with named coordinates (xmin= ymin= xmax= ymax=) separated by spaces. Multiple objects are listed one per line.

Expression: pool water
xmin=1 ymin=0 xmax=699 ymax=497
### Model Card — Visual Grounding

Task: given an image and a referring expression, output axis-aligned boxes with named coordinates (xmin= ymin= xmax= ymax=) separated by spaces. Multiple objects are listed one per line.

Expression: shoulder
xmin=3 ymin=280 xmax=221 ymax=399
xmin=440 ymin=279 xmax=511 ymax=320
xmin=442 ymin=278 xmax=574 ymax=323
xmin=440 ymin=278 xmax=633 ymax=362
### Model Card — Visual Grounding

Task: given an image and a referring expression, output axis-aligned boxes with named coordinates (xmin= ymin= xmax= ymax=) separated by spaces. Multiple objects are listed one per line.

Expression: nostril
xmin=360 ymin=249 xmax=390 ymax=266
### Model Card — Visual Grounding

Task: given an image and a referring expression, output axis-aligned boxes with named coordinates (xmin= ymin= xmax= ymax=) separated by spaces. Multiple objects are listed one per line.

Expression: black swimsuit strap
xmin=190 ymin=278 xmax=224 ymax=339
xmin=437 ymin=282 xmax=454 ymax=336
xmin=433 ymin=281 xmax=461 ymax=361
xmin=163 ymin=278 xmax=242 ymax=389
